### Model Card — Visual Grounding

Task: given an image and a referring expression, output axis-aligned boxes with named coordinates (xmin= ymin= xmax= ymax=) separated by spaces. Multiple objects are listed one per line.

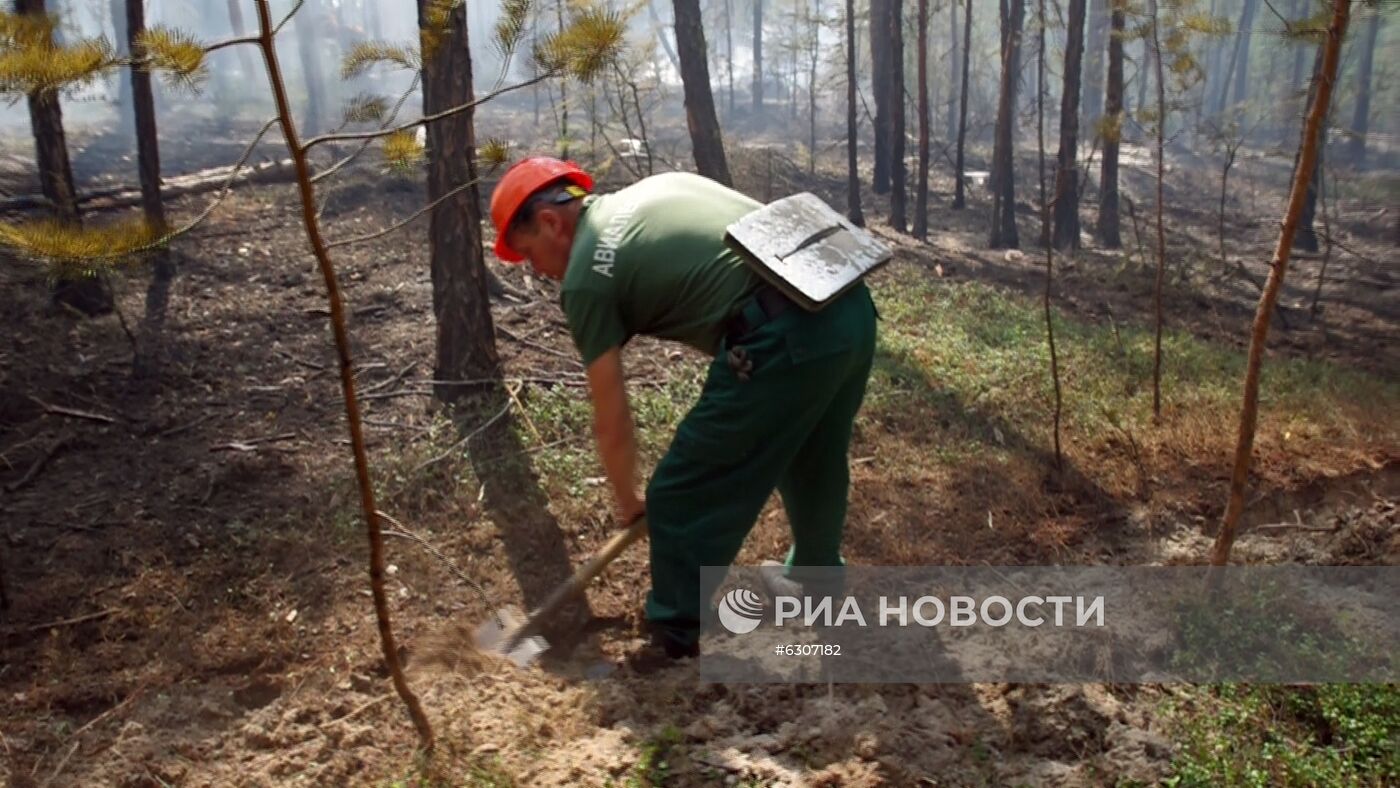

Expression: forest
xmin=0 ymin=0 xmax=1396 ymax=785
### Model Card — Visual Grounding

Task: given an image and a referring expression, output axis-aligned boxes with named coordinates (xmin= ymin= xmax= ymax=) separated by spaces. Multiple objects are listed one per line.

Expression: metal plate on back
xmin=725 ymin=192 xmax=892 ymax=311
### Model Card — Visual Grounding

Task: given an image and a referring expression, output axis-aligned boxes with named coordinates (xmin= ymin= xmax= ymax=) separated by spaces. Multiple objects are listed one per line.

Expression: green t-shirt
xmin=561 ymin=172 xmax=764 ymax=366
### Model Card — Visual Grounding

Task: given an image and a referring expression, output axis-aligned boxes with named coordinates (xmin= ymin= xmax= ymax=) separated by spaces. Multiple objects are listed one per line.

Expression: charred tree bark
xmin=1150 ymin=0 xmax=1167 ymax=420
xmin=946 ymin=0 xmax=959 ymax=141
xmin=108 ymin=0 xmax=134 ymax=135
xmin=294 ymin=0 xmax=328 ymax=135
xmin=752 ymin=0 xmax=764 ymax=114
xmin=16 ymin=0 xmax=112 ymax=316
xmin=1051 ymin=0 xmax=1087 ymax=250
xmin=251 ymin=0 xmax=433 ymax=749
xmin=1096 ymin=0 xmax=1124 ymax=248
xmin=1292 ymin=42 xmax=1325 ymax=253
xmin=1037 ymin=0 xmax=1063 ymax=469
xmin=646 ymin=1 xmax=682 ymax=74
xmin=952 ymin=0 xmax=973 ymax=209
xmin=127 ymin=0 xmax=175 ymax=379
xmin=1216 ymin=0 xmax=1259 ymax=113
xmin=672 ymin=0 xmax=732 ymax=185
xmin=1212 ymin=0 xmax=1351 ymax=566
xmin=888 ymin=0 xmax=907 ymax=231
xmin=845 ymin=0 xmax=864 ymax=226
xmin=418 ymin=0 xmax=502 ymax=398
xmin=807 ymin=0 xmax=821 ymax=176
xmin=724 ymin=0 xmax=735 ymax=116
xmin=556 ymin=0 xmax=569 ymax=159
xmin=871 ymin=0 xmax=892 ymax=193
xmin=914 ymin=0 xmax=929 ymax=239
xmin=225 ymin=0 xmax=258 ymax=88
xmin=1135 ymin=35 xmax=1150 ymax=124
xmin=1346 ymin=8 xmax=1380 ymax=165
xmin=1082 ymin=0 xmax=1108 ymax=130
xmin=988 ymin=0 xmax=1026 ymax=249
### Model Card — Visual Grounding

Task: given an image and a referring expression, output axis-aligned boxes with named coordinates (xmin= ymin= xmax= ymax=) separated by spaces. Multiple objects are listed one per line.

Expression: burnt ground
xmin=0 ymin=106 xmax=1397 ymax=787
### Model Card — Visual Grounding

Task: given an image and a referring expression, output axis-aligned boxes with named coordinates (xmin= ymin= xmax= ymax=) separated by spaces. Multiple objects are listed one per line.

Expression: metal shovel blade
xmin=474 ymin=606 xmax=549 ymax=668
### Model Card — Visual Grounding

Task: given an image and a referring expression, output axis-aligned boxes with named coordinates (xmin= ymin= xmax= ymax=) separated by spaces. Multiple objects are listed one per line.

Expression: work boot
xmin=624 ymin=621 xmax=699 ymax=675
xmin=759 ymin=560 xmax=805 ymax=599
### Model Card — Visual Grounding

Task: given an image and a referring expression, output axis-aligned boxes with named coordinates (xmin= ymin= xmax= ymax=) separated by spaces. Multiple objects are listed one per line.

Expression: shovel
xmin=474 ymin=516 xmax=648 ymax=667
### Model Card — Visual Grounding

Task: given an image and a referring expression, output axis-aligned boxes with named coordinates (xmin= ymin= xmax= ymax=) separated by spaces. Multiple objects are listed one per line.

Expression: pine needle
xmin=342 ymin=41 xmax=420 ymax=79
xmin=0 ymin=217 xmax=163 ymax=271
xmin=477 ymin=138 xmax=510 ymax=171
xmin=136 ymin=26 xmax=207 ymax=90
xmin=533 ymin=5 xmax=628 ymax=84
xmin=0 ymin=37 xmax=114 ymax=94
xmin=343 ymin=92 xmax=389 ymax=125
xmin=382 ymin=129 xmax=425 ymax=172
xmin=492 ymin=0 xmax=532 ymax=60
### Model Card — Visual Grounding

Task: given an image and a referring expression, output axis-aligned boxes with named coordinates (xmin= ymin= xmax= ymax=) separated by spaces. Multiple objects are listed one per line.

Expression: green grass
xmin=1164 ymin=684 xmax=1400 ymax=787
xmin=871 ymin=267 xmax=1397 ymax=453
xmin=493 ymin=263 xmax=1395 ymax=515
xmin=605 ymin=725 xmax=682 ymax=788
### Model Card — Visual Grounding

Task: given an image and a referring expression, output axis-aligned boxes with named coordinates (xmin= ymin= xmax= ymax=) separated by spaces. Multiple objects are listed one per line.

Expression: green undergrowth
xmin=870 ymin=265 xmax=1396 ymax=459
xmin=1164 ymin=684 xmax=1400 ymax=786
xmin=353 ymin=261 xmax=1396 ymax=530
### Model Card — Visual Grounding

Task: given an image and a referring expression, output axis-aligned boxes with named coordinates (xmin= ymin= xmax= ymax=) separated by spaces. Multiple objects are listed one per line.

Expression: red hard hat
xmin=489 ymin=157 xmax=594 ymax=263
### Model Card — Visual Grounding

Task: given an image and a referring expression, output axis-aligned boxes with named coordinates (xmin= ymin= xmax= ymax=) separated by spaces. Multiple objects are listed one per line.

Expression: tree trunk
xmin=295 ymin=0 xmax=328 ymax=135
xmin=364 ymin=0 xmax=383 ymax=40
xmin=418 ymin=0 xmax=502 ymax=400
xmin=1346 ymin=9 xmax=1380 ymax=165
xmin=109 ymin=0 xmax=134 ymax=135
xmin=946 ymin=0 xmax=959 ymax=141
xmin=556 ymin=0 xmax=569 ymax=159
xmin=952 ymin=0 xmax=973 ymax=209
xmin=888 ymin=0 xmax=907 ymax=230
xmin=914 ymin=0 xmax=929 ymax=239
xmin=724 ymin=0 xmax=735 ymax=116
xmin=1082 ymin=0 xmax=1107 ymax=129
xmin=1051 ymin=0 xmax=1087 ymax=250
xmin=988 ymin=0 xmax=1026 ymax=249
xmin=752 ymin=0 xmax=764 ymax=114
xmin=250 ymin=0 xmax=433 ymax=750
xmin=871 ymin=0 xmax=891 ymax=193
xmin=1135 ymin=35 xmax=1150 ymax=124
xmin=1150 ymin=0 xmax=1167 ymax=420
xmin=808 ymin=0 xmax=821 ymax=176
xmin=1293 ymin=42 xmax=1324 ymax=253
xmin=127 ymin=0 xmax=175 ymax=379
xmin=1038 ymin=0 xmax=1063 ymax=468
xmin=1217 ymin=0 xmax=1259 ymax=112
xmin=15 ymin=0 xmax=112 ymax=316
xmin=226 ymin=0 xmax=258 ymax=89
xmin=646 ymin=1 xmax=682 ymax=74
xmin=845 ymin=0 xmax=864 ymax=226
xmin=1212 ymin=0 xmax=1351 ymax=566
xmin=672 ymin=0 xmax=732 ymax=185
xmin=1096 ymin=0 xmax=1124 ymax=248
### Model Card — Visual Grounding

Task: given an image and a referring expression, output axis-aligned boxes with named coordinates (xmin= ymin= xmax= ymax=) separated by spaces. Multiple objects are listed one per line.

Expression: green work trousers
xmin=643 ymin=282 xmax=878 ymax=649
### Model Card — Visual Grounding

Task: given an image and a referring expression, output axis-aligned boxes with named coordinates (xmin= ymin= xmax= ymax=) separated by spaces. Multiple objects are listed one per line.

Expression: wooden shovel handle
xmin=518 ymin=516 xmax=648 ymax=637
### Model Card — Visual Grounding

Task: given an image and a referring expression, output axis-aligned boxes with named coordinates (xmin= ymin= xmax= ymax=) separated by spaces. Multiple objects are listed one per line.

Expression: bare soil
xmin=1 ymin=109 xmax=1396 ymax=786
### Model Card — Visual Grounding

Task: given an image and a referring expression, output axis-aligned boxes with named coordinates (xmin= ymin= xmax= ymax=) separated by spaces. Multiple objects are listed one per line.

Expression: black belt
xmin=724 ymin=285 xmax=793 ymax=344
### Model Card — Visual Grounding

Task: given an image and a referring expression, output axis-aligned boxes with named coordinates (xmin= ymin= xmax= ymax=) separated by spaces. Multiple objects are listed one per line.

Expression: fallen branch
xmin=30 ymin=398 xmax=118 ymax=425
xmin=410 ymin=394 xmax=516 ymax=473
xmin=497 ymin=326 xmax=583 ymax=367
xmin=4 ymin=434 xmax=71 ymax=493
xmin=210 ymin=432 xmax=298 ymax=452
xmin=0 ymin=158 xmax=296 ymax=214
xmin=377 ymin=511 xmax=496 ymax=612
xmin=318 ymin=694 xmax=391 ymax=730
xmin=9 ymin=608 xmax=116 ymax=635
